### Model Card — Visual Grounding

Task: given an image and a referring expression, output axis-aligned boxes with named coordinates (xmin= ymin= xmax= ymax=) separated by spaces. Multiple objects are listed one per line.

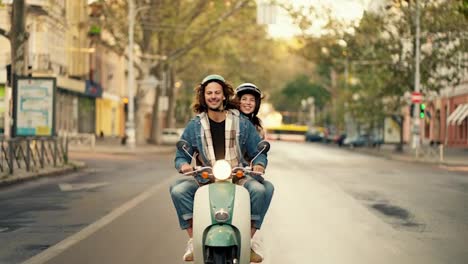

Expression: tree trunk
xmin=396 ymin=115 xmax=404 ymax=152
xmin=10 ymin=0 xmax=28 ymax=77
xmin=8 ymin=0 xmax=28 ymax=139
xmin=166 ymin=66 xmax=176 ymax=128
xmin=134 ymin=60 xmax=153 ymax=145
xmin=149 ymin=64 xmax=165 ymax=145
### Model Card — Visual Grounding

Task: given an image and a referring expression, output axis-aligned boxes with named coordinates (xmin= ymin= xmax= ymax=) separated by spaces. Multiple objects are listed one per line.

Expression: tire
xmin=205 ymin=246 xmax=237 ymax=264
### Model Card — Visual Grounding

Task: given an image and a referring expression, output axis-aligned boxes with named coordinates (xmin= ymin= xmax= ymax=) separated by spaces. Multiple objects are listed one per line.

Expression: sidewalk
xmin=0 ymin=142 xmax=176 ymax=188
xmin=0 ymin=161 xmax=86 ymax=187
xmin=68 ymin=142 xmax=176 ymax=155
xmin=352 ymin=144 xmax=468 ymax=167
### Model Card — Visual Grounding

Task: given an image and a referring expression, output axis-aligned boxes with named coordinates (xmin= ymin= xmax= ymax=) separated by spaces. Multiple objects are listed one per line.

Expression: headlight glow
xmin=214 ymin=208 xmax=230 ymax=222
xmin=212 ymin=160 xmax=231 ymax=180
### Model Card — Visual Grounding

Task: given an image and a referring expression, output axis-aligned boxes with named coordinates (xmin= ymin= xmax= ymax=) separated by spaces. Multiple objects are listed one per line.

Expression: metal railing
xmin=0 ymin=137 xmax=68 ymax=175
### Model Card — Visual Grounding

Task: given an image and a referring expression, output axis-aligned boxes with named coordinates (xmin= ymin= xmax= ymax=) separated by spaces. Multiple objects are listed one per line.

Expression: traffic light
xmin=419 ymin=103 xmax=426 ymax=119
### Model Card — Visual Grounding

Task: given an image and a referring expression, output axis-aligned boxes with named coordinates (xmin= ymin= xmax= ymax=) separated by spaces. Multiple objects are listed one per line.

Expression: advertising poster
xmin=13 ymin=77 xmax=56 ymax=137
xmin=384 ymin=116 xmax=401 ymax=144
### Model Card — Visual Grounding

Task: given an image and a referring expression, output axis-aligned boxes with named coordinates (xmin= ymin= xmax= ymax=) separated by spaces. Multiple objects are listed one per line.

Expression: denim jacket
xmin=175 ymin=110 xmax=268 ymax=171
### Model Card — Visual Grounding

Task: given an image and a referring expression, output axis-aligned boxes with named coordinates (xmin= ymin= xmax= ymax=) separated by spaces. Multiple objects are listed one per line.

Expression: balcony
xmin=30 ymin=53 xmax=51 ymax=72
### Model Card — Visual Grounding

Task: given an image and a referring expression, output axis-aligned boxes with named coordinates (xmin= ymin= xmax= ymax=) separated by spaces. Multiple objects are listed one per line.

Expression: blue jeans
xmin=170 ymin=177 xmax=274 ymax=230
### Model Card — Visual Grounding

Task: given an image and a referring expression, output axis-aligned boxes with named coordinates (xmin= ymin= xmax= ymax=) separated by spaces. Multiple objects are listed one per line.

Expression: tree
xmin=0 ymin=0 xmax=29 ymax=79
xmin=290 ymin=0 xmax=468 ymax=145
xmin=270 ymin=74 xmax=330 ymax=124
xmin=94 ymin=0 xmax=257 ymax=144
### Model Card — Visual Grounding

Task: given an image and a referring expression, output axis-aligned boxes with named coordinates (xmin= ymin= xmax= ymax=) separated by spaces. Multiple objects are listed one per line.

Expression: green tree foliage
xmin=270 ymin=74 xmax=330 ymax=112
xmin=290 ymin=0 xmax=467 ymax=136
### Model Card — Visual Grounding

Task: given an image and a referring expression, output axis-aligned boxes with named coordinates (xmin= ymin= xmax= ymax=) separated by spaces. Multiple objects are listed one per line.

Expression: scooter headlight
xmin=212 ymin=160 xmax=231 ymax=181
xmin=214 ymin=208 xmax=230 ymax=222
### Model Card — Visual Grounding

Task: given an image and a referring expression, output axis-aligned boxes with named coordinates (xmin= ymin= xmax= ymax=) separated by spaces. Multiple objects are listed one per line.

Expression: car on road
xmin=305 ymin=126 xmax=326 ymax=142
xmin=343 ymin=134 xmax=383 ymax=148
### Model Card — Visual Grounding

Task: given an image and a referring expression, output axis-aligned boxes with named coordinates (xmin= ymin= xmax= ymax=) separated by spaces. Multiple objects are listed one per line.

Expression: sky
xmin=265 ymin=0 xmax=375 ymax=39
xmin=87 ymin=0 xmax=375 ymax=39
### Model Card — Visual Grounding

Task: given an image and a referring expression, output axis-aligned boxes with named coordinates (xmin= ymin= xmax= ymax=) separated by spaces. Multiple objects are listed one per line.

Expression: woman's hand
xmin=253 ymin=165 xmax=265 ymax=173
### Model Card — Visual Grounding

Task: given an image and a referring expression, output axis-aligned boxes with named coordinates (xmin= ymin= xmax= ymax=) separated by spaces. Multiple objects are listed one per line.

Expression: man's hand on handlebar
xmin=180 ymin=163 xmax=193 ymax=174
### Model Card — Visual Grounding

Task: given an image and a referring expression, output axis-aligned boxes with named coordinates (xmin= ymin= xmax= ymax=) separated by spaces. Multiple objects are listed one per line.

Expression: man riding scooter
xmin=169 ymin=74 xmax=270 ymax=262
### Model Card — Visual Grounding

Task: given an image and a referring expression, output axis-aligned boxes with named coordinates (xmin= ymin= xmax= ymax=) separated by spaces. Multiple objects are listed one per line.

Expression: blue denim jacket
xmin=174 ymin=110 xmax=268 ymax=171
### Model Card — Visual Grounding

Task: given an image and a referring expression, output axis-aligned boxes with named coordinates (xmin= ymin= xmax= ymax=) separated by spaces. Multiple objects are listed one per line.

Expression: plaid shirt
xmin=175 ymin=109 xmax=267 ymax=171
xmin=199 ymin=110 xmax=239 ymax=167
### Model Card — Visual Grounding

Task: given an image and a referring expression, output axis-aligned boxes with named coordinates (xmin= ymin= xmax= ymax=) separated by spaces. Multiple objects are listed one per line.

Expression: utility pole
xmin=8 ymin=0 xmax=28 ymax=139
xmin=412 ymin=0 xmax=421 ymax=153
xmin=126 ymin=0 xmax=136 ymax=149
xmin=126 ymin=1 xmax=151 ymax=148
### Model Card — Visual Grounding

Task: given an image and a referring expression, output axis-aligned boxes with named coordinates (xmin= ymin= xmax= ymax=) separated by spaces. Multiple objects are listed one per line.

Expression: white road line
xmin=22 ymin=177 xmax=174 ymax=264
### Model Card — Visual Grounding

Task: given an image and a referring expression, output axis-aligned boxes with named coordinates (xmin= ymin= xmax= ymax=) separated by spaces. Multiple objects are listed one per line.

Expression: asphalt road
xmin=0 ymin=141 xmax=467 ymax=264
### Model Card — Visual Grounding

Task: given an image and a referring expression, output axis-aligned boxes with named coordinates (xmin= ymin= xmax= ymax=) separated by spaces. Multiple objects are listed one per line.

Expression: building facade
xmin=423 ymin=82 xmax=468 ymax=148
xmin=1 ymin=0 xmax=127 ymax=138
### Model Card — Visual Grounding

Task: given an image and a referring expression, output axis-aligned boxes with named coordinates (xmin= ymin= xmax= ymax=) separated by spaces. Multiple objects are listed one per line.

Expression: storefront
xmin=425 ymin=83 xmax=468 ymax=148
xmin=56 ymin=77 xmax=85 ymax=136
xmin=96 ymin=92 xmax=123 ymax=138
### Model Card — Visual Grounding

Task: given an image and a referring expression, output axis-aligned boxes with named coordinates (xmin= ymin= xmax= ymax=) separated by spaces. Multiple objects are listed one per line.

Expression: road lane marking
xmin=22 ymin=177 xmax=174 ymax=264
xmin=58 ymin=182 xmax=110 ymax=191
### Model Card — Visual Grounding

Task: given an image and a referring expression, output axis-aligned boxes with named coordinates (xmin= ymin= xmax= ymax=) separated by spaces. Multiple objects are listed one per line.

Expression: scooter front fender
xmin=204 ymin=225 xmax=238 ymax=247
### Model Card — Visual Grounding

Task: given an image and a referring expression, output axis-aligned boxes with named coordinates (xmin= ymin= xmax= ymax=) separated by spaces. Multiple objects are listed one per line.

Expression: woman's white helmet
xmin=235 ymin=83 xmax=262 ymax=98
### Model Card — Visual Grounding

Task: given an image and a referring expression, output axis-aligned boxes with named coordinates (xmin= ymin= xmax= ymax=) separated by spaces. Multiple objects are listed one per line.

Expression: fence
xmin=0 ymin=137 xmax=68 ymax=175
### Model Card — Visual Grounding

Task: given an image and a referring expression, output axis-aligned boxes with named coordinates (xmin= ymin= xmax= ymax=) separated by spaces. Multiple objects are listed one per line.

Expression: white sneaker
xmin=250 ymin=238 xmax=264 ymax=263
xmin=183 ymin=238 xmax=194 ymax=261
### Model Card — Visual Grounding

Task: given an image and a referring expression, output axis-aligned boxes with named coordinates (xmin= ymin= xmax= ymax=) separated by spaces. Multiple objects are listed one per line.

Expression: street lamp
xmin=126 ymin=0 xmax=150 ymax=149
xmin=412 ymin=0 xmax=422 ymax=151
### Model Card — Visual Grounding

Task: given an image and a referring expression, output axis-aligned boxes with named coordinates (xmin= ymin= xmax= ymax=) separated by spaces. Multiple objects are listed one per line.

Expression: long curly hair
xmin=192 ymin=79 xmax=239 ymax=113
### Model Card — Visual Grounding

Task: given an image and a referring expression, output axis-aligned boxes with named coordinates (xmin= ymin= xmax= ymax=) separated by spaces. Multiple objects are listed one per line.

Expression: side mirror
xmin=177 ymin=140 xmax=194 ymax=160
xmin=250 ymin=140 xmax=270 ymax=167
xmin=257 ymin=140 xmax=270 ymax=154
xmin=176 ymin=140 xmax=190 ymax=151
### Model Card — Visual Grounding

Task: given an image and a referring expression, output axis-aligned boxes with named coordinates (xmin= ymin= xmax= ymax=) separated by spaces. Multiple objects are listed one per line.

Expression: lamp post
xmin=412 ymin=0 xmax=421 ymax=152
xmin=126 ymin=0 xmax=150 ymax=149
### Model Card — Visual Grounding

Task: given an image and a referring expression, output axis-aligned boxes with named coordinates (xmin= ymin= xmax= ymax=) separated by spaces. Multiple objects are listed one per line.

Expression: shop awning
xmin=456 ymin=104 xmax=468 ymax=125
xmin=447 ymin=104 xmax=468 ymax=125
xmin=57 ymin=76 xmax=86 ymax=94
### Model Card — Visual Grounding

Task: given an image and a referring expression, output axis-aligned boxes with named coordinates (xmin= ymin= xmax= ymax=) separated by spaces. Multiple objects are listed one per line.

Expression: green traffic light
xmin=420 ymin=112 xmax=425 ymax=119
xmin=420 ymin=103 xmax=426 ymax=110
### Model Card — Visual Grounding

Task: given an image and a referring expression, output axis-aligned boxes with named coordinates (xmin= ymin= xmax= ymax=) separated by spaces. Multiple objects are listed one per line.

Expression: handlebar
xmin=180 ymin=165 xmax=265 ymax=182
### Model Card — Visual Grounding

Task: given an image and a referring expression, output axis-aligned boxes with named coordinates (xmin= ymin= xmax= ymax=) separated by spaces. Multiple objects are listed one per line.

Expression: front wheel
xmin=205 ymin=246 xmax=238 ymax=264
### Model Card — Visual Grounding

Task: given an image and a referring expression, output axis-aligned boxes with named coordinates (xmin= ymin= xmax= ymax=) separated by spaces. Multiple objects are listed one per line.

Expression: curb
xmin=354 ymin=148 xmax=468 ymax=167
xmin=68 ymin=147 xmax=175 ymax=156
xmin=0 ymin=161 xmax=87 ymax=188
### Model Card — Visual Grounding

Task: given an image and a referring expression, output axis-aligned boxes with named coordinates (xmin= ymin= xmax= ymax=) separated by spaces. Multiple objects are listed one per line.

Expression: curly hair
xmin=192 ymin=79 xmax=239 ymax=113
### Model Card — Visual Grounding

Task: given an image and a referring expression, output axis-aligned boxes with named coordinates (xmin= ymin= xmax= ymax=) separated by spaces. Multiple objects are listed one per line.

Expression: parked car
xmin=305 ymin=127 xmax=325 ymax=142
xmin=161 ymin=128 xmax=184 ymax=145
xmin=343 ymin=134 xmax=382 ymax=148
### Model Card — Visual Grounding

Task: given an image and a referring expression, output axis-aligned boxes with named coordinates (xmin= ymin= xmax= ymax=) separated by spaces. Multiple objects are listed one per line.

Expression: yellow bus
xmin=265 ymin=124 xmax=308 ymax=142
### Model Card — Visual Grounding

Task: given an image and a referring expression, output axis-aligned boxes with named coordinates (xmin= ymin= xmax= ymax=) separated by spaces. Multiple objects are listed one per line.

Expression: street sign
xmin=411 ymin=91 xmax=423 ymax=103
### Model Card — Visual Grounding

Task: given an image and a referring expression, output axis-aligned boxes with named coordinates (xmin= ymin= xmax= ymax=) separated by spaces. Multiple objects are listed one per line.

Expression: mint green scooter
xmin=177 ymin=140 xmax=270 ymax=264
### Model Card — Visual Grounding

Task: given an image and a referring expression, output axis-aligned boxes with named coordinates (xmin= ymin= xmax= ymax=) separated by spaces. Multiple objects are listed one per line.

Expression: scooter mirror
xmin=176 ymin=140 xmax=190 ymax=151
xmin=257 ymin=140 xmax=270 ymax=154
xmin=250 ymin=140 xmax=271 ymax=168
xmin=176 ymin=140 xmax=194 ymax=160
